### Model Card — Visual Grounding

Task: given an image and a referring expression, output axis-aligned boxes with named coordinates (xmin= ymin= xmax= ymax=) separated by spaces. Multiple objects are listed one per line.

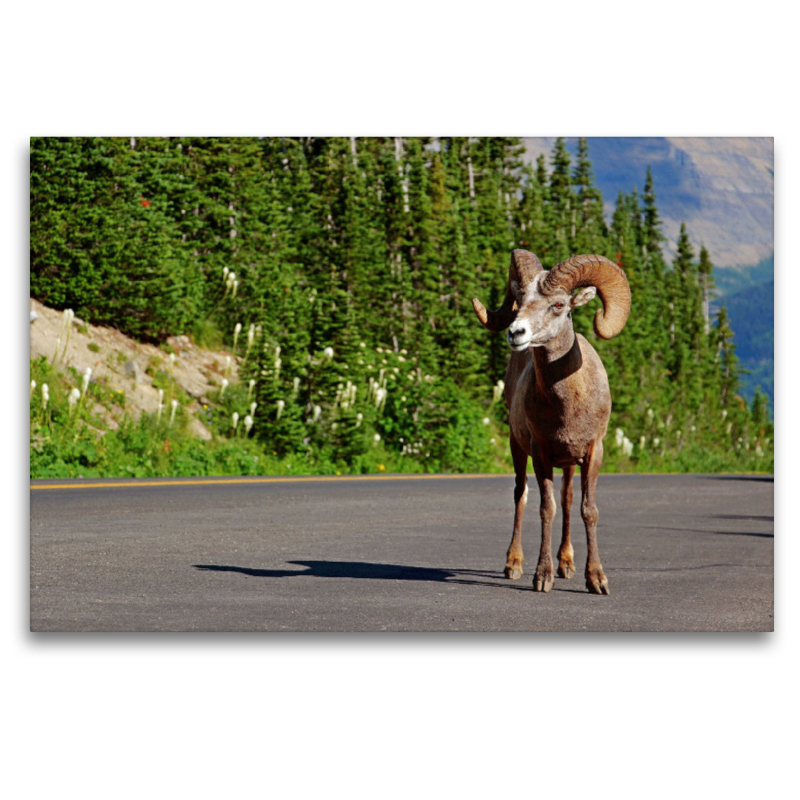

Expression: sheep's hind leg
xmin=580 ymin=440 xmax=610 ymax=595
xmin=531 ymin=452 xmax=556 ymax=593
xmin=557 ymin=465 xmax=576 ymax=579
xmin=504 ymin=438 xmax=528 ymax=580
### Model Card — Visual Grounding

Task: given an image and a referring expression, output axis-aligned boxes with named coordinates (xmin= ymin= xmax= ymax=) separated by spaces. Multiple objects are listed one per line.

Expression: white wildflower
xmin=244 ymin=415 xmax=254 ymax=434
xmin=373 ymin=433 xmax=381 ymax=443
xmin=615 ymin=428 xmax=624 ymax=448
xmin=313 ymin=405 xmax=321 ymax=423
xmin=233 ymin=323 xmax=242 ymax=351
xmin=360 ymin=342 xmax=366 ymax=348
xmin=225 ymin=355 xmax=232 ymax=376
xmin=232 ymin=411 xmax=239 ymax=431
xmin=232 ymin=280 xmax=238 ymax=298
xmin=647 ymin=408 xmax=654 ymax=421
xmin=323 ymin=346 xmax=334 ymax=360
xmin=169 ymin=399 xmax=178 ymax=426
xmin=639 ymin=436 xmax=646 ymax=450
xmin=355 ymin=412 xmax=363 ymax=428
xmin=726 ymin=422 xmax=733 ymax=434
xmin=30 ymin=380 xmax=36 ymax=397
xmin=220 ymin=378 xmax=229 ymax=397
xmin=42 ymin=384 xmax=49 ymax=410
xmin=250 ymin=402 xmax=257 ymax=417
xmin=653 ymin=437 xmax=660 ymax=447
xmin=492 ymin=379 xmax=505 ymax=403
xmin=276 ymin=399 xmax=285 ymax=419
xmin=292 ymin=376 xmax=300 ymax=397
xmin=721 ymin=409 xmax=728 ymax=420
xmin=622 ymin=437 xmax=634 ymax=456
xmin=223 ymin=266 xmax=230 ymax=281
xmin=247 ymin=324 xmax=255 ymax=350
xmin=482 ymin=417 xmax=490 ymax=426
xmin=247 ymin=379 xmax=255 ymax=400
xmin=68 ymin=387 xmax=80 ymax=411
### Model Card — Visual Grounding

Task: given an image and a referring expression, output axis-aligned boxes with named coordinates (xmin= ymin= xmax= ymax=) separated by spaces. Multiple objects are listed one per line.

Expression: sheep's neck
xmin=532 ymin=325 xmax=581 ymax=386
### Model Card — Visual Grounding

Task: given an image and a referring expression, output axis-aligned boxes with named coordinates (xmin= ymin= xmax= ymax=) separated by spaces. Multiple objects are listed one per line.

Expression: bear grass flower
xmin=244 ymin=415 xmax=253 ymax=435
xmin=41 ymin=384 xmax=49 ymax=410
xmin=220 ymin=378 xmax=229 ymax=397
xmin=492 ymin=379 xmax=505 ymax=403
xmin=68 ymin=387 xmax=80 ymax=412
xmin=276 ymin=399 xmax=285 ymax=419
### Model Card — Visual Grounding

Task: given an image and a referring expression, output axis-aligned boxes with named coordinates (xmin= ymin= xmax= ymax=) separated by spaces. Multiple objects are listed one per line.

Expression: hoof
xmin=533 ymin=566 xmax=554 ymax=593
xmin=504 ymin=557 xmax=524 ymax=580
xmin=557 ymin=560 xmax=575 ymax=580
xmin=585 ymin=569 xmax=610 ymax=595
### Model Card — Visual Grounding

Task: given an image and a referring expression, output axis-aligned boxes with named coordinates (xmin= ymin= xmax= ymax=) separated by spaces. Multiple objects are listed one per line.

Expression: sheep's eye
xmin=554 ymin=302 xmax=565 ymax=310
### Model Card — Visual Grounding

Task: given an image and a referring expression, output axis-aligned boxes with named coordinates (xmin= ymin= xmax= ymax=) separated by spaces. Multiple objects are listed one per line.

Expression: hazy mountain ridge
xmin=522 ymin=137 xmax=773 ymax=270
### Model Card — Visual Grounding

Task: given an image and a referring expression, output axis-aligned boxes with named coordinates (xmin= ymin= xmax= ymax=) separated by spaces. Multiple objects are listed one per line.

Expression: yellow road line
xmin=30 ymin=473 xmax=513 ymax=491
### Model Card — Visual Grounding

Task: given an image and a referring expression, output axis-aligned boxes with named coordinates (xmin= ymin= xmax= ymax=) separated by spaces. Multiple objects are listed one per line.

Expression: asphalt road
xmin=29 ymin=473 xmax=774 ymax=632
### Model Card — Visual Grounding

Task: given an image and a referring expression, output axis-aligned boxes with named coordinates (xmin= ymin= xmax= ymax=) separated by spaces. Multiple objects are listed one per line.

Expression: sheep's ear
xmin=571 ymin=286 xmax=597 ymax=308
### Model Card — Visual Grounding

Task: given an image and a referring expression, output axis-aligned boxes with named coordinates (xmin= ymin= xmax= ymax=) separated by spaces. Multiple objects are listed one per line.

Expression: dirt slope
xmin=29 ymin=298 xmax=242 ymax=439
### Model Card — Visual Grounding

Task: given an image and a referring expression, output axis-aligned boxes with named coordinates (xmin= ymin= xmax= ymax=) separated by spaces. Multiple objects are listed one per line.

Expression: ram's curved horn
xmin=472 ymin=250 xmax=544 ymax=333
xmin=541 ymin=254 xmax=631 ymax=339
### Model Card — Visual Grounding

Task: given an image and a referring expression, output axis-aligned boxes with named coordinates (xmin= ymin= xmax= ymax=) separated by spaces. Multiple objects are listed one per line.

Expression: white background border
xmin=6 ymin=3 xmax=793 ymax=797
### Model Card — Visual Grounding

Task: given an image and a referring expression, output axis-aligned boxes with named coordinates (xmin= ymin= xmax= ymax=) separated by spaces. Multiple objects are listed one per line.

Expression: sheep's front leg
xmin=557 ymin=465 xmax=576 ymax=579
xmin=504 ymin=437 xmax=528 ymax=580
xmin=531 ymin=453 xmax=556 ymax=593
xmin=580 ymin=440 xmax=610 ymax=595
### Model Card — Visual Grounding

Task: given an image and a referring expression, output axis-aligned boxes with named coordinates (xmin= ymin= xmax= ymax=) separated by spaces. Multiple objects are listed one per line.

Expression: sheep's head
xmin=472 ymin=251 xmax=630 ymax=351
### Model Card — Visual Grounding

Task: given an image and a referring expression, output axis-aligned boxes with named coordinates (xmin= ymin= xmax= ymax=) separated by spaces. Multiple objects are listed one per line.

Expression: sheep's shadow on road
xmin=193 ymin=561 xmax=534 ymax=591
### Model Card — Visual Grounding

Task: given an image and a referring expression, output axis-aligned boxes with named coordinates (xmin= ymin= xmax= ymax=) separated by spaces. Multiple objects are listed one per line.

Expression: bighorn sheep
xmin=473 ymin=250 xmax=630 ymax=594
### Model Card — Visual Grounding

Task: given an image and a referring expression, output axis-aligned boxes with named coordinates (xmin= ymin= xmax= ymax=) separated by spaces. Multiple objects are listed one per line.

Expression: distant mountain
xmin=522 ymin=137 xmax=773 ymax=269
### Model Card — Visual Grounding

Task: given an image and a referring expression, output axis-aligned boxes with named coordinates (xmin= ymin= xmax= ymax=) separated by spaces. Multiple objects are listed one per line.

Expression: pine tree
xmin=572 ymin=137 xmax=607 ymax=253
xmin=548 ymin=137 xmax=573 ymax=258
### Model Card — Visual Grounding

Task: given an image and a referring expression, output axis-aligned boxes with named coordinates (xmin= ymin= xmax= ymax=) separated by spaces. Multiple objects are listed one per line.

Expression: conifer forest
xmin=29 ymin=137 xmax=773 ymax=477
